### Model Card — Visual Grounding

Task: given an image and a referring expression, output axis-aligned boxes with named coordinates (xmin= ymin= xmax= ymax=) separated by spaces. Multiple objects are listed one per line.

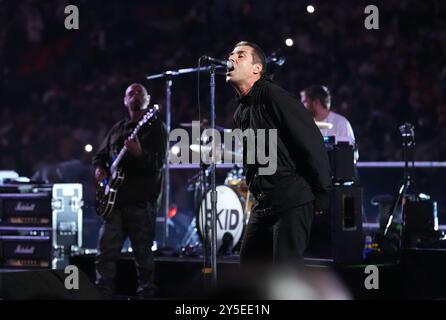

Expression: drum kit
xmin=180 ymin=120 xmax=332 ymax=256
xmin=180 ymin=122 xmax=252 ymax=255
xmin=181 ymin=167 xmax=253 ymax=256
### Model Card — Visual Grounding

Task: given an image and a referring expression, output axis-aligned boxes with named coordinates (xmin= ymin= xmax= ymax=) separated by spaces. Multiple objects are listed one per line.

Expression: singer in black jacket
xmin=226 ymin=41 xmax=332 ymax=265
xmin=92 ymin=83 xmax=167 ymax=299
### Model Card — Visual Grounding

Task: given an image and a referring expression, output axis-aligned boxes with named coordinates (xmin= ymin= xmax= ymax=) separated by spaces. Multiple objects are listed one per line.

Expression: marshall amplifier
xmin=0 ymin=235 xmax=52 ymax=268
xmin=0 ymin=193 xmax=52 ymax=226
xmin=0 ymin=231 xmax=71 ymax=269
xmin=0 ymin=184 xmax=82 ymax=246
xmin=0 ymin=183 xmax=83 ymax=269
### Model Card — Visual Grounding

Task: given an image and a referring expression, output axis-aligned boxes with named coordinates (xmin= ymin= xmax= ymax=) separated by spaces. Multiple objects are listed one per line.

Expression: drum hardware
xmin=218 ymin=232 xmax=234 ymax=256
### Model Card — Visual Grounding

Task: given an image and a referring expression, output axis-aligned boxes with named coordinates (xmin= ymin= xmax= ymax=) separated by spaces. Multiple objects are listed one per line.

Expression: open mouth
xmin=226 ymin=64 xmax=235 ymax=74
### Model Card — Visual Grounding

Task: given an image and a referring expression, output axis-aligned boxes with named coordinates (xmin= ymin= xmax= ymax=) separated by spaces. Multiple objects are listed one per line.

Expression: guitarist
xmin=92 ymin=83 xmax=167 ymax=299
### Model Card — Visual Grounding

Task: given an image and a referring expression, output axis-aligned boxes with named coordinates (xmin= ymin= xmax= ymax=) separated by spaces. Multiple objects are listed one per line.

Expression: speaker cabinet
xmin=403 ymin=199 xmax=438 ymax=248
xmin=306 ymin=185 xmax=364 ymax=264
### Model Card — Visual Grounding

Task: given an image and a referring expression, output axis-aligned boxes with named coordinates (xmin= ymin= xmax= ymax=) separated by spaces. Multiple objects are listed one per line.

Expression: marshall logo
xmin=14 ymin=202 xmax=36 ymax=212
xmin=14 ymin=245 xmax=36 ymax=255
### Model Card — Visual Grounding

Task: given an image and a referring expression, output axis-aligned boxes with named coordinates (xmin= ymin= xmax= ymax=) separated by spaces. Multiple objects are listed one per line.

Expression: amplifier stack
xmin=0 ymin=183 xmax=83 ymax=269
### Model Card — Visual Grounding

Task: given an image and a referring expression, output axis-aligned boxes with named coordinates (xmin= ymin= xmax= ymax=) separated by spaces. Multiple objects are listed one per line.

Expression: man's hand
xmin=125 ymin=136 xmax=143 ymax=158
xmin=95 ymin=167 xmax=108 ymax=182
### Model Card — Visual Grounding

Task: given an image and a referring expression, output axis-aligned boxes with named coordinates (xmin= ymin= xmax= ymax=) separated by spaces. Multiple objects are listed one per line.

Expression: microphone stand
xmin=383 ymin=123 xmax=416 ymax=251
xmin=146 ymin=66 xmax=225 ymax=259
xmin=146 ymin=71 xmax=174 ymax=249
xmin=209 ymin=64 xmax=218 ymax=286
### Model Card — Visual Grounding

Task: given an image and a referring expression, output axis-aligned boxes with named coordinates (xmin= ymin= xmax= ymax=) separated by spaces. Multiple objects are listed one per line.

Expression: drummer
xmin=300 ymin=85 xmax=359 ymax=162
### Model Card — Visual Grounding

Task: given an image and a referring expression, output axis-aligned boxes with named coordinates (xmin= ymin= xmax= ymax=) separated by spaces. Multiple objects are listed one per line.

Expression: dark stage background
xmin=1 ymin=0 xmax=445 ymax=249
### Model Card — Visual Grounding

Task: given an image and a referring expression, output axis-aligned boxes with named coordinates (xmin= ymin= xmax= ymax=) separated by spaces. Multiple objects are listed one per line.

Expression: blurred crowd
xmin=1 ymin=0 xmax=446 ymax=178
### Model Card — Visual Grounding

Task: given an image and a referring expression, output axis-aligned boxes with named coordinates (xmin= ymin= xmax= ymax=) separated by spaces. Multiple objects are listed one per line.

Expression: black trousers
xmin=95 ymin=201 xmax=157 ymax=298
xmin=240 ymin=201 xmax=314 ymax=266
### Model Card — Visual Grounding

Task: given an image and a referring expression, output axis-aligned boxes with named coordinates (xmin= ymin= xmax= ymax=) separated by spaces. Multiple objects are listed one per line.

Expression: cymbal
xmin=190 ymin=144 xmax=243 ymax=163
xmin=190 ymin=144 xmax=212 ymax=153
xmin=315 ymin=121 xmax=333 ymax=129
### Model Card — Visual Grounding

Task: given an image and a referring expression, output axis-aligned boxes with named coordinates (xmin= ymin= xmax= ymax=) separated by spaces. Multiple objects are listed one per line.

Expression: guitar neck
xmin=110 ymin=129 xmax=138 ymax=175
xmin=110 ymin=146 xmax=127 ymax=175
xmin=109 ymin=107 xmax=157 ymax=175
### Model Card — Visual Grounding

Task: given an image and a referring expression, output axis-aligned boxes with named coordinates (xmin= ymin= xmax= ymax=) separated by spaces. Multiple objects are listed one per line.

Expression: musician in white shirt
xmin=300 ymin=85 xmax=358 ymax=162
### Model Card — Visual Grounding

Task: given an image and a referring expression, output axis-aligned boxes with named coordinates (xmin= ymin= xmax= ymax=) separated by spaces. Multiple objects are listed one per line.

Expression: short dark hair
xmin=302 ymin=85 xmax=331 ymax=110
xmin=235 ymin=41 xmax=267 ymax=75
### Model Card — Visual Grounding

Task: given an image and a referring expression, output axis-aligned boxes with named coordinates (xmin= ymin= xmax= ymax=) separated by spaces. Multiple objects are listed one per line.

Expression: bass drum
xmin=197 ymin=185 xmax=246 ymax=252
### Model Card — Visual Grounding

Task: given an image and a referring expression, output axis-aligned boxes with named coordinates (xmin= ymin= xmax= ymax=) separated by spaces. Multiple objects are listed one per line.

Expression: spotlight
xmin=307 ymin=5 xmax=315 ymax=13
xmin=285 ymin=38 xmax=294 ymax=47
xmin=171 ymin=145 xmax=180 ymax=155
xmin=84 ymin=144 xmax=93 ymax=152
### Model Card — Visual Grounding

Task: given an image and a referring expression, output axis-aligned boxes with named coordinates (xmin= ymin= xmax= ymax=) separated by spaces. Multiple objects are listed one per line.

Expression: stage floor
xmin=1 ymin=249 xmax=445 ymax=299
xmin=68 ymin=249 xmax=446 ymax=300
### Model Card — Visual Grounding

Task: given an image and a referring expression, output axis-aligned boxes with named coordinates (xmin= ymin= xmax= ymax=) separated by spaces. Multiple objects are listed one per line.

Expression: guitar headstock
xmin=135 ymin=104 xmax=157 ymax=126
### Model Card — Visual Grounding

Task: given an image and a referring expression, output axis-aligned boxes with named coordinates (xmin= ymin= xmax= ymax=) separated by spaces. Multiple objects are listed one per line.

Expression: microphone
xmin=202 ymin=56 xmax=234 ymax=69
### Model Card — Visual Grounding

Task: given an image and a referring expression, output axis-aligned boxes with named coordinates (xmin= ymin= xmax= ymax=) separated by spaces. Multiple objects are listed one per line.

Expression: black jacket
xmin=233 ymin=78 xmax=332 ymax=212
xmin=92 ymin=117 xmax=167 ymax=207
